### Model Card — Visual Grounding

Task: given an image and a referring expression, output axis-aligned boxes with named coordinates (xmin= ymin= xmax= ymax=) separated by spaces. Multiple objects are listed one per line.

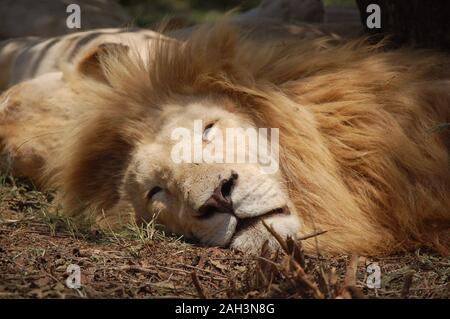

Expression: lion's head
xmin=10 ymin=26 xmax=306 ymax=254
xmin=121 ymin=95 xmax=301 ymax=252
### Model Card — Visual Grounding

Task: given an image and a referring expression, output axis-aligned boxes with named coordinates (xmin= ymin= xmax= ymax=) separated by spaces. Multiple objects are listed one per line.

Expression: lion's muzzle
xmin=195 ymin=171 xmax=238 ymax=218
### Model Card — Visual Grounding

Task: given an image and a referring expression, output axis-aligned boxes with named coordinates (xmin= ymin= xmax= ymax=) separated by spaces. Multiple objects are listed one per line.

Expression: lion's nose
xmin=197 ymin=172 xmax=238 ymax=217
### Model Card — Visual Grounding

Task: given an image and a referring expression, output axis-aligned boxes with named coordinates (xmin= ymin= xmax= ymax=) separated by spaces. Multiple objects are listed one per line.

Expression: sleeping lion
xmin=1 ymin=24 xmax=449 ymax=255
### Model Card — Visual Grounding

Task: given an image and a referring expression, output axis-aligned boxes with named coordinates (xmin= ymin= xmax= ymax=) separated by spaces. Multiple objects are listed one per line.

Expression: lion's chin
xmin=229 ymin=207 xmax=302 ymax=254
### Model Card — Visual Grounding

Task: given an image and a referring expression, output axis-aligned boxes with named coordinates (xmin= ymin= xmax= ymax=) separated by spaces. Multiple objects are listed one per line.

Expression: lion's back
xmin=0 ymin=28 xmax=168 ymax=91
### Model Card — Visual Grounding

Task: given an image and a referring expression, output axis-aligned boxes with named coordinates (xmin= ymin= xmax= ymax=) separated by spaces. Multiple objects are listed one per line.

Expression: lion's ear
xmin=76 ymin=43 xmax=129 ymax=83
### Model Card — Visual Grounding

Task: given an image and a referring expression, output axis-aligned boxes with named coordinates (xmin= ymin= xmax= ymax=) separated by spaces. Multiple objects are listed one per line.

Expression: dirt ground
xmin=0 ymin=176 xmax=449 ymax=299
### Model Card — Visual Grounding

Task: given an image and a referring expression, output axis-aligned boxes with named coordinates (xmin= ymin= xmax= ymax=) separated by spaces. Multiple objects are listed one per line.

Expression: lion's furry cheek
xmin=232 ymin=177 xmax=288 ymax=219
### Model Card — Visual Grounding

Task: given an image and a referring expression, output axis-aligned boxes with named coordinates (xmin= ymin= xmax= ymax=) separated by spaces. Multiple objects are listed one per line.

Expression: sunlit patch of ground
xmin=0 ymin=176 xmax=448 ymax=299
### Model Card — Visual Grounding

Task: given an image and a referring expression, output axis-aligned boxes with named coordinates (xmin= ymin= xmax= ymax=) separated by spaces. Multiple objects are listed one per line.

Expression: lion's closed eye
xmin=146 ymin=186 xmax=170 ymax=215
xmin=147 ymin=186 xmax=163 ymax=200
xmin=202 ymin=122 xmax=217 ymax=142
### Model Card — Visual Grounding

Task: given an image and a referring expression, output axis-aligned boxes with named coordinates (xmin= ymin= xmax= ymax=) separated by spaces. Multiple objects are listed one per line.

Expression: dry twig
xmin=401 ymin=271 xmax=415 ymax=298
xmin=191 ymin=271 xmax=208 ymax=299
xmin=344 ymin=254 xmax=359 ymax=287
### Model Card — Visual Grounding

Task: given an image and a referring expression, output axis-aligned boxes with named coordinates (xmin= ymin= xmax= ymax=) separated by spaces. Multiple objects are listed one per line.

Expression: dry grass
xmin=0 ymin=176 xmax=448 ymax=299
